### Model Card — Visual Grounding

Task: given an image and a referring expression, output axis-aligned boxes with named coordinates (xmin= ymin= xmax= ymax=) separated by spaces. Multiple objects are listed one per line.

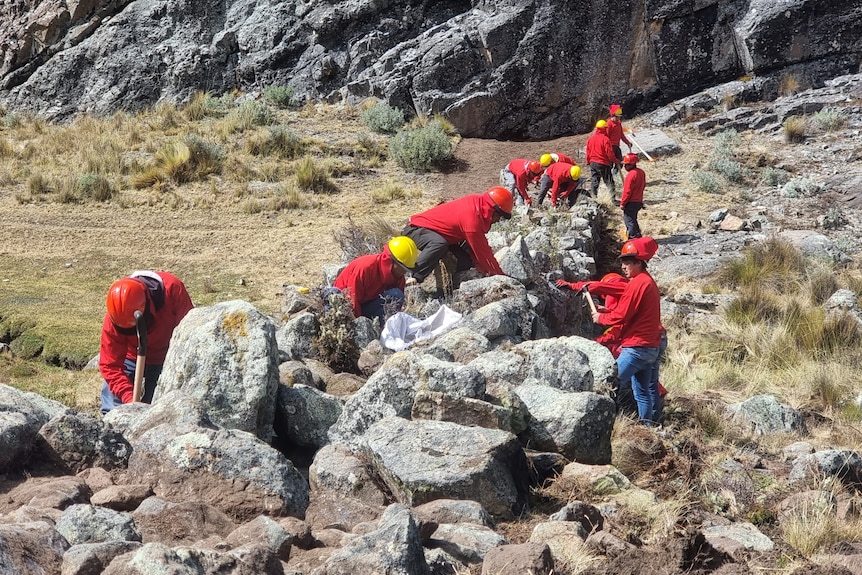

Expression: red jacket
xmin=621 ymin=167 xmax=646 ymax=207
xmin=544 ymin=162 xmax=577 ymax=206
xmin=334 ymin=245 xmax=405 ymax=317
xmin=596 ymin=271 xmax=661 ymax=348
xmin=506 ymin=159 xmax=540 ymax=199
xmin=408 ymin=194 xmax=504 ymax=276
xmin=585 ymin=130 xmax=616 ymax=167
xmin=99 ymin=271 xmax=194 ymax=404
xmin=606 ymin=117 xmax=631 ymax=147
xmin=550 ymin=152 xmax=576 ymax=165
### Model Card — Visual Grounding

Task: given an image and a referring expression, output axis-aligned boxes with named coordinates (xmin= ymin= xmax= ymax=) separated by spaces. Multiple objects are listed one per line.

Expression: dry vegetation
xmin=0 ymin=95 xmax=445 ymax=402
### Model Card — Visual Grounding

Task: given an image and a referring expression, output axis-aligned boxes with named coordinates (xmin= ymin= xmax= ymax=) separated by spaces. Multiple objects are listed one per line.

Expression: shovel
xmin=626 ymin=132 xmax=655 ymax=162
xmin=132 ymin=310 xmax=148 ymax=402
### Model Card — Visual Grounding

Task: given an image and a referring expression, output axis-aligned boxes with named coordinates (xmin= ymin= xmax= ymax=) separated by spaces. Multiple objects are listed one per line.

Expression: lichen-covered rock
xmin=37 ymin=410 xmax=131 ymax=473
xmin=725 ymin=394 xmax=807 ymax=435
xmin=515 ymin=385 xmax=614 ymax=464
xmin=154 ymin=300 xmax=279 ymax=442
xmin=55 ymin=504 xmax=141 ymax=545
xmin=0 ymin=384 xmax=67 ymax=472
xmin=309 ymin=504 xmax=430 ymax=575
xmin=362 ymin=417 xmax=529 ymax=520
xmin=0 ymin=520 xmax=69 ymax=575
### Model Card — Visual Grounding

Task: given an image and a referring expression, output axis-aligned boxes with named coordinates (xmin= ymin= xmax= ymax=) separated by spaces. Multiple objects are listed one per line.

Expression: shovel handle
xmin=132 ymin=310 xmax=147 ymax=403
xmin=133 ymin=354 xmax=145 ymax=402
xmin=582 ymin=289 xmax=599 ymax=315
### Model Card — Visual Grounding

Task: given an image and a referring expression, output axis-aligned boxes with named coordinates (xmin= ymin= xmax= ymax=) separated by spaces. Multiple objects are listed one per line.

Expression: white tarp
xmin=380 ymin=305 xmax=463 ymax=351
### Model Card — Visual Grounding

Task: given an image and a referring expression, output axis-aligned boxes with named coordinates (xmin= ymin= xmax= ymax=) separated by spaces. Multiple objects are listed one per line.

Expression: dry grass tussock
xmin=665 ymin=237 xmax=862 ymax=436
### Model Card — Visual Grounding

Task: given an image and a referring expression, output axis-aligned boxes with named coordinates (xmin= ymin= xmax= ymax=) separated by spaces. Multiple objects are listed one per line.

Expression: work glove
xmin=556 ymin=279 xmax=576 ymax=290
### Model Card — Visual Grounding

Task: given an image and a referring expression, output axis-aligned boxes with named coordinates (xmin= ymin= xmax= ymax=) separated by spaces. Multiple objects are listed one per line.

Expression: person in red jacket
xmin=557 ymin=272 xmax=668 ymax=415
xmin=590 ymin=238 xmax=663 ymax=425
xmin=606 ymin=104 xmax=632 ymax=164
xmin=402 ymin=186 xmax=512 ymax=285
xmin=536 ymin=163 xmax=582 ymax=208
xmin=620 ymin=153 xmax=645 ymax=239
xmin=500 ymin=159 xmax=543 ymax=205
xmin=99 ymin=271 xmax=194 ymax=413
xmin=540 ymin=152 xmax=577 ymax=167
xmin=332 ymin=236 xmax=418 ymax=322
xmin=585 ymin=120 xmax=621 ymax=199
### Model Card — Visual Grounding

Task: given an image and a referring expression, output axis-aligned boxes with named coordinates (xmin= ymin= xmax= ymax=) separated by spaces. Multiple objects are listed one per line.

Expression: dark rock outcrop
xmin=1 ymin=0 xmax=860 ymax=138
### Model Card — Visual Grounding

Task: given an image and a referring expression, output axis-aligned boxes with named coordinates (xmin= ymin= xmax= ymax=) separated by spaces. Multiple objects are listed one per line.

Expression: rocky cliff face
xmin=0 ymin=0 xmax=860 ymax=138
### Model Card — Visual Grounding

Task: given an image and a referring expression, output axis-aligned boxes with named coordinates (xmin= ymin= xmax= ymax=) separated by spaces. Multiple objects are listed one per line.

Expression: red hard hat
xmin=106 ymin=278 xmax=148 ymax=328
xmin=623 ymin=153 xmax=639 ymax=165
xmin=601 ymin=272 xmax=626 ymax=283
xmin=619 ymin=237 xmax=659 ymax=261
xmin=487 ymin=186 xmax=514 ymax=217
xmin=528 ymin=160 xmax=542 ymax=174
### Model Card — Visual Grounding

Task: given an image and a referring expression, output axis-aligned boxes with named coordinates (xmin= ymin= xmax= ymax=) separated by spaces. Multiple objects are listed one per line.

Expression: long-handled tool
xmin=132 ymin=310 xmax=147 ymax=402
xmin=582 ymin=286 xmax=598 ymax=315
xmin=627 ymin=132 xmax=655 ymax=162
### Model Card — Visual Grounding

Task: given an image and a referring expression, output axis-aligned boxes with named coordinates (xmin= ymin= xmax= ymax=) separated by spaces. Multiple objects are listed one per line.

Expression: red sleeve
xmin=587 ymin=282 xmax=626 ymax=299
xmin=621 ymin=131 xmax=631 ymax=146
xmin=465 ymin=230 xmax=504 ymax=276
xmin=99 ymin=316 xmax=134 ymax=404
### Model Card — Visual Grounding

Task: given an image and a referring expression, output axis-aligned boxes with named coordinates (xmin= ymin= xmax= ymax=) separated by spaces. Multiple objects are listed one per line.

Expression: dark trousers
xmin=402 ymin=225 xmax=473 ymax=283
xmin=590 ymin=162 xmax=613 ymax=197
xmin=623 ymin=202 xmax=642 ymax=239
xmin=537 ymin=175 xmax=578 ymax=207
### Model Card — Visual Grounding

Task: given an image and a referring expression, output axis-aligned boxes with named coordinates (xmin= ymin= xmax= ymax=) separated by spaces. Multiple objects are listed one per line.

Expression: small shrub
xmin=240 ymin=197 xmax=262 ymax=214
xmin=810 ymin=109 xmax=847 ymax=132
xmin=712 ymin=129 xmax=741 ymax=158
xmin=719 ymin=237 xmax=805 ymax=291
xmin=761 ymin=166 xmax=790 ymax=187
xmin=333 ymin=216 xmax=399 ymax=262
xmin=779 ymin=73 xmax=801 ymax=97
xmin=294 ymin=155 xmax=338 ymax=193
xmin=76 ymin=173 xmax=114 ymax=202
xmin=781 ymin=177 xmax=821 ymax=198
xmin=314 ymin=291 xmax=360 ymax=373
xmin=247 ymin=125 xmax=308 ymax=159
xmin=262 ymin=85 xmax=297 ymax=109
xmin=690 ymin=170 xmax=721 ymax=194
xmin=371 ymin=182 xmax=406 ymax=204
xmin=184 ymin=134 xmax=225 ymax=177
xmin=183 ymin=91 xmax=228 ymax=121
xmin=3 ymin=113 xmax=20 ymax=128
xmin=268 ymin=184 xmax=305 ymax=211
xmin=389 ymin=125 xmax=452 ymax=172
xmin=222 ymin=100 xmax=274 ymax=135
xmin=360 ymin=102 xmax=406 ymax=134
xmin=784 ymin=116 xmax=807 ymax=143
xmin=27 ymin=173 xmax=51 ymax=195
xmin=0 ymin=138 xmax=12 ymax=157
xmin=708 ymin=157 xmax=747 ymax=183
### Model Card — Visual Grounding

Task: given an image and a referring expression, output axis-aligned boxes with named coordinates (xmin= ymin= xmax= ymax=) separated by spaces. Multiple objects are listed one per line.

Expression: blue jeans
xmin=616 ymin=345 xmax=660 ymax=425
xmin=360 ymin=288 xmax=405 ymax=323
xmin=100 ymin=358 xmax=162 ymax=414
xmin=650 ymin=332 xmax=668 ymax=424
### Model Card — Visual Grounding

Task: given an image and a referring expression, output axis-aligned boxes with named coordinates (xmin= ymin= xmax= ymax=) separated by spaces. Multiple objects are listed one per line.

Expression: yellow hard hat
xmin=570 ymin=165 xmax=581 ymax=180
xmin=595 ymin=119 xmax=607 ymax=129
xmin=388 ymin=236 xmax=419 ymax=269
xmin=540 ymin=153 xmax=552 ymax=167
